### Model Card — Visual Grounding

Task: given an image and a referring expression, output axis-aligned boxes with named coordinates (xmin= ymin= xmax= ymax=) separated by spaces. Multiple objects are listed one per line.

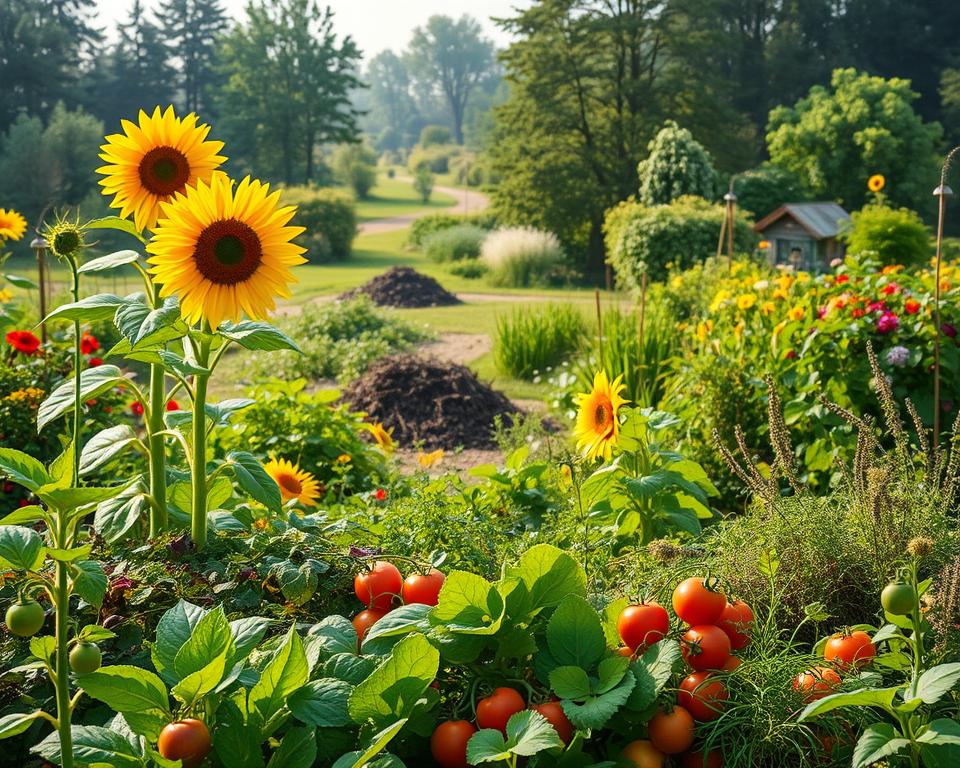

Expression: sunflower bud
xmin=45 ymin=219 xmax=85 ymax=259
xmin=907 ymin=536 xmax=934 ymax=558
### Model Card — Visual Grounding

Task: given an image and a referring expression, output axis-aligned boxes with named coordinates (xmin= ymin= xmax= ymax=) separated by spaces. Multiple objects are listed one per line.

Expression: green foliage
xmin=422 ymin=224 xmax=486 ymax=263
xmin=767 ymin=68 xmax=942 ymax=213
xmin=481 ymin=227 xmax=566 ymax=288
xmin=280 ymin=186 xmax=357 ymax=262
xmin=605 ymin=196 xmax=755 ymax=287
xmin=407 ymin=143 xmax=462 ymax=174
xmin=637 ymin=120 xmax=717 ymax=205
xmin=841 ymin=204 xmax=930 ymax=266
xmin=332 ymin=143 xmax=378 ymax=200
xmin=418 ymin=124 xmax=452 ymax=147
xmin=412 ymin=166 xmax=433 ymax=203
xmin=244 ymin=297 xmax=427 ymax=384
xmin=734 ymin=163 xmax=809 ymax=218
xmin=407 ymin=211 xmax=497 ymax=247
xmin=493 ymin=303 xmax=586 ymax=379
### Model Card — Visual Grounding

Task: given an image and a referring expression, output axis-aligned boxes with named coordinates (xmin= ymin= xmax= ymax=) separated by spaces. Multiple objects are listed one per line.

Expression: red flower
xmin=165 ymin=399 xmax=180 ymax=411
xmin=785 ymin=349 xmax=797 ymax=360
xmin=374 ymin=488 xmax=387 ymax=501
xmin=876 ymin=312 xmax=899 ymax=334
xmin=851 ymin=308 xmax=866 ymax=319
xmin=881 ymin=283 xmax=900 ymax=296
xmin=130 ymin=402 xmax=144 ymax=416
xmin=867 ymin=301 xmax=887 ymax=313
xmin=88 ymin=357 xmax=103 ymax=367
xmin=6 ymin=330 xmax=40 ymax=354
xmin=80 ymin=332 xmax=100 ymax=354
xmin=904 ymin=298 xmax=921 ymax=315
xmin=836 ymin=274 xmax=849 ymax=284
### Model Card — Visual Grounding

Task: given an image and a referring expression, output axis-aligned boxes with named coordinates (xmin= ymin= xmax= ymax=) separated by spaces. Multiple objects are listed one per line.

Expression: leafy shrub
xmin=494 ymin=303 xmax=587 ymax=379
xmin=332 ymin=142 xmax=377 ymax=199
xmin=448 ymin=260 xmax=487 ymax=278
xmin=481 ymin=227 xmax=565 ymax=287
xmin=605 ymin=195 xmax=755 ymax=287
xmin=637 ymin=120 xmax=717 ymax=205
xmin=280 ymin=186 xmax=356 ymax=262
xmin=419 ymin=124 xmax=452 ymax=147
xmin=407 ymin=143 xmax=462 ymax=174
xmin=406 ymin=210 xmax=497 ymax=247
xmin=246 ymin=296 xmax=428 ymax=383
xmin=422 ymin=224 xmax=487 ymax=263
xmin=734 ymin=162 xmax=808 ymax=218
xmin=841 ymin=203 xmax=930 ymax=266
xmin=413 ymin=166 xmax=433 ymax=202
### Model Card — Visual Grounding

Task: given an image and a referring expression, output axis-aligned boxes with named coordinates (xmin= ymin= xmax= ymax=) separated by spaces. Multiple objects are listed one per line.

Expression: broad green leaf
xmin=851 ymin=723 xmax=910 ymax=768
xmin=250 ymin=626 xmax=309 ymax=725
xmin=0 ymin=525 xmax=44 ymax=570
xmin=362 ymin=603 xmax=431 ymax=647
xmin=0 ymin=448 xmax=51 ymax=491
xmin=218 ymin=320 xmax=301 ymax=353
xmin=35 ymin=484 xmax=126 ymax=513
xmin=228 ymin=451 xmax=281 ymax=511
xmin=77 ymin=250 xmax=140 ymax=274
xmin=204 ymin=398 xmax=255 ymax=426
xmin=115 ymin=295 xmax=186 ymax=349
xmin=38 ymin=365 xmax=125 ymax=432
xmin=918 ymin=719 xmax=960 ymax=746
xmin=597 ymin=655 xmax=630 ymax=693
xmin=467 ymin=710 xmax=563 ymax=764
xmin=0 ymin=505 xmax=48 ymax=526
xmin=549 ymin=666 xmax=592 ymax=700
xmin=799 ymin=687 xmax=900 ymax=720
xmin=94 ymin=481 xmax=148 ymax=543
xmin=308 ymin=616 xmax=358 ymax=658
xmin=546 ymin=594 xmax=606 ymax=669
xmin=267 ymin=726 xmax=317 ymax=768
xmin=30 ymin=636 xmax=56 ymax=663
xmin=758 ymin=549 xmax=780 ymax=578
xmin=152 ymin=600 xmax=209 ymax=679
xmin=171 ymin=653 xmax=228 ymax=707
xmin=78 ymin=665 xmax=170 ymax=713
xmin=288 ymin=679 xmax=353 ymax=727
xmin=80 ymin=424 xmax=140 ymax=475
xmin=432 ymin=570 xmax=505 ymax=634
xmin=560 ymin=672 xmax=635 ymax=730
xmin=32 ymin=725 xmax=143 ymax=767
xmin=213 ymin=700 xmax=265 ymax=768
xmin=84 ymin=215 xmax=146 ymax=242
xmin=324 ymin=653 xmax=375 ymax=685
xmin=581 ymin=457 xmax=624 ymax=506
xmin=229 ymin=616 xmax=271 ymax=662
xmin=169 ymin=474 xmax=233 ymax=513
xmin=44 ymin=293 xmax=127 ymax=323
xmin=915 ymin=663 xmax=960 ymax=704
xmin=3 ymin=273 xmax=37 ymax=289
xmin=628 ymin=639 xmax=682 ymax=709
xmin=0 ymin=711 xmax=42 ymax=740
xmin=348 ymin=633 xmax=439 ymax=729
xmin=173 ymin=606 xmax=234 ymax=680
xmin=332 ymin=720 xmax=407 ymax=768
xmin=502 ymin=543 xmax=586 ymax=618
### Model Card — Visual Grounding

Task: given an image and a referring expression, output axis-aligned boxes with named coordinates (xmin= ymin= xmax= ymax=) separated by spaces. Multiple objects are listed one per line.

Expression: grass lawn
xmin=350 ymin=175 xmax=456 ymax=222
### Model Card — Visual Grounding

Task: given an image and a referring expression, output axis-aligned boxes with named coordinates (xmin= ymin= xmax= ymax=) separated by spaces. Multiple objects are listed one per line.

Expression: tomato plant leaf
xmin=917 ymin=718 xmax=960 ymax=746
xmin=362 ymin=602 xmax=431 ymax=649
xmin=289 ymin=679 xmax=353 ymax=728
xmin=914 ymin=663 xmax=960 ymax=704
xmin=799 ymin=687 xmax=900 ymax=720
xmin=72 ymin=560 xmax=108 ymax=608
xmin=250 ymin=626 xmax=309 ymax=729
xmin=851 ymin=723 xmax=910 ymax=768
xmin=467 ymin=711 xmax=563 ymax=764
xmin=546 ymin=594 xmax=605 ymax=669
xmin=331 ymin=719 xmax=407 ymax=768
xmin=431 ymin=570 xmax=505 ymax=634
xmin=266 ymin=726 xmax=317 ymax=768
xmin=324 ymin=653 xmax=375 ymax=685
xmin=502 ymin=543 xmax=586 ymax=618
xmin=213 ymin=700 xmax=266 ymax=768
xmin=32 ymin=725 xmax=143 ymax=767
xmin=559 ymin=672 xmax=635 ymax=730
xmin=0 ymin=525 xmax=44 ymax=571
xmin=308 ymin=616 xmax=358 ymax=659
xmin=549 ymin=666 xmax=592 ymax=700
xmin=173 ymin=606 xmax=234 ymax=680
xmin=78 ymin=665 xmax=170 ymax=714
xmin=0 ymin=711 xmax=42 ymax=740
xmin=152 ymin=600 xmax=209 ymax=682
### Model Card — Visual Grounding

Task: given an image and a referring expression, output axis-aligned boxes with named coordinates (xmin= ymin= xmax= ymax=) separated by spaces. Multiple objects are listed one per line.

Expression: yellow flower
xmin=882 ymin=264 xmax=903 ymax=275
xmin=366 ymin=422 xmax=395 ymax=454
xmin=760 ymin=301 xmax=776 ymax=316
xmin=708 ymin=289 xmax=731 ymax=313
xmin=5 ymin=386 xmax=44 ymax=404
xmin=263 ymin=457 xmax=320 ymax=506
xmin=777 ymin=274 xmax=795 ymax=292
xmin=573 ymin=371 xmax=629 ymax=461
xmin=336 ymin=454 xmax=351 ymax=464
xmin=0 ymin=208 xmax=27 ymax=241
xmin=736 ymin=294 xmax=757 ymax=310
xmin=772 ymin=319 xmax=788 ymax=336
xmin=787 ymin=305 xmax=805 ymax=321
xmin=868 ymin=174 xmax=885 ymax=192
xmin=733 ymin=319 xmax=746 ymax=339
xmin=417 ymin=449 xmax=445 ymax=469
xmin=147 ymin=173 xmax=306 ymax=329
xmin=97 ymin=106 xmax=226 ymax=232
xmin=0 ymin=288 xmax=12 ymax=302
xmin=758 ymin=240 xmax=771 ymax=250
xmin=559 ymin=464 xmax=573 ymax=487
xmin=695 ymin=319 xmax=713 ymax=342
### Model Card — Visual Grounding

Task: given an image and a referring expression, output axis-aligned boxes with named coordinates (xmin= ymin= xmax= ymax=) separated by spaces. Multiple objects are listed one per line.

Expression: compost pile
xmin=339 ymin=266 xmax=461 ymax=308
xmin=342 ymin=354 xmax=518 ymax=449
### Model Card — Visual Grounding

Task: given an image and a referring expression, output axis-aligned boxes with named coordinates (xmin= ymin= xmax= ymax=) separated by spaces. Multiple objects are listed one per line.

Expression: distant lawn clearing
xmin=350 ymin=175 xmax=457 ymax=222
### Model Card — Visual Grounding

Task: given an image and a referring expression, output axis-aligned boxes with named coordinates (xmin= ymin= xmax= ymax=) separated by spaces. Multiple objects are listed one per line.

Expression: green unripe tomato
xmin=69 ymin=641 xmax=102 ymax=674
xmin=881 ymin=582 xmax=915 ymax=616
xmin=5 ymin=600 xmax=45 ymax=637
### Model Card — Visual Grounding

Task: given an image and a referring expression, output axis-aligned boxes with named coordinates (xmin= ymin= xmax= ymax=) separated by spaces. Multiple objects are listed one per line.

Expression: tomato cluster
xmin=351 ymin=561 xmax=446 ymax=642
xmin=432 ymin=689 xmax=574 ymax=768
xmin=617 ymin=577 xmax=755 ymax=768
xmin=792 ymin=629 xmax=876 ymax=703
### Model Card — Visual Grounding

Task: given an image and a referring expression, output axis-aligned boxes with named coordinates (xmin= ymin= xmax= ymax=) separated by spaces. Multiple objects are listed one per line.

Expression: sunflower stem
xmin=190 ymin=334 xmax=212 ymax=550
xmin=147 ymin=284 xmax=168 ymax=536
xmin=53 ymin=512 xmax=74 ymax=768
xmin=70 ymin=260 xmax=81 ymax=487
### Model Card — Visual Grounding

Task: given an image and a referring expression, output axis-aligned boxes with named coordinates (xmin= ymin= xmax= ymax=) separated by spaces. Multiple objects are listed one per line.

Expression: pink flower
xmin=876 ymin=312 xmax=899 ymax=334
xmin=881 ymin=283 xmax=900 ymax=296
xmin=867 ymin=301 xmax=887 ymax=313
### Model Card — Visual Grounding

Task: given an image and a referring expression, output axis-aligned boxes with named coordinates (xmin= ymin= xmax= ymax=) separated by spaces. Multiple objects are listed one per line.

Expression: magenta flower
xmin=942 ymin=322 xmax=957 ymax=338
xmin=876 ymin=312 xmax=899 ymax=334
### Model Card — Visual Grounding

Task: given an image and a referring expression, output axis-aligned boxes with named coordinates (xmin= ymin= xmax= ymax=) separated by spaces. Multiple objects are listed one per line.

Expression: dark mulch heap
xmin=339 ymin=266 xmax=461 ymax=308
xmin=342 ymin=354 xmax=519 ymax=450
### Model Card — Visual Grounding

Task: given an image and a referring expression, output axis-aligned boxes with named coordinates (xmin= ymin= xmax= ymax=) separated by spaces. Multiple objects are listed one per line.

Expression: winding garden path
xmin=357 ymin=178 xmax=489 ymax=235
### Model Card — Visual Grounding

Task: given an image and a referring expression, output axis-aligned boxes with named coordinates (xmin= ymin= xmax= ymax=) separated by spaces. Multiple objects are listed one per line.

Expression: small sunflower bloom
xmin=366 ymin=422 xmax=395 ymax=454
xmin=736 ymin=293 xmax=757 ymax=310
xmin=787 ymin=305 xmax=805 ymax=321
xmin=573 ymin=371 xmax=629 ymax=461
xmin=264 ymin=457 xmax=320 ymax=506
xmin=417 ymin=449 xmax=445 ymax=469
xmin=0 ymin=208 xmax=27 ymax=241
xmin=868 ymin=174 xmax=885 ymax=192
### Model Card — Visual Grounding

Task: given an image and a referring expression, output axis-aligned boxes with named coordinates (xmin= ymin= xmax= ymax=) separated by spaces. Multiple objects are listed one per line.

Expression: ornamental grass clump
xmin=493 ymin=303 xmax=586 ymax=379
xmin=481 ymin=226 xmax=565 ymax=287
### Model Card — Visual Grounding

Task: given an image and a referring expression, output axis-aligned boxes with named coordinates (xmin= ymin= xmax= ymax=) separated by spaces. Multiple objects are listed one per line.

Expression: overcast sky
xmin=92 ymin=0 xmax=528 ymax=57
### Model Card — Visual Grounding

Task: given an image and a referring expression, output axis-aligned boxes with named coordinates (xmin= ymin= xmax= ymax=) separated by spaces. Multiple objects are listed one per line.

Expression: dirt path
xmin=418 ymin=332 xmax=491 ymax=366
xmin=358 ymin=178 xmax=489 ymax=235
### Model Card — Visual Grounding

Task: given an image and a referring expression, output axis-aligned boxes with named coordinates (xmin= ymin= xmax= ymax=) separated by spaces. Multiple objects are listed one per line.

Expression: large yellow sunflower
xmin=146 ymin=173 xmax=306 ymax=328
xmin=573 ymin=371 xmax=629 ymax=461
xmin=263 ymin=458 xmax=321 ymax=507
xmin=0 ymin=208 xmax=27 ymax=241
xmin=97 ymin=106 xmax=226 ymax=232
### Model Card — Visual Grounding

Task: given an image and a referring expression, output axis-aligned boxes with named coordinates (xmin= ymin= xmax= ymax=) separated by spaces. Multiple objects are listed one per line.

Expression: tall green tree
xmin=407 ymin=15 xmax=495 ymax=145
xmin=767 ymin=68 xmax=943 ymax=212
xmin=638 ymin=120 xmax=717 ymax=205
xmin=364 ymin=50 xmax=418 ymax=147
xmin=156 ymin=0 xmax=228 ymax=113
xmin=216 ymin=0 xmax=362 ymax=184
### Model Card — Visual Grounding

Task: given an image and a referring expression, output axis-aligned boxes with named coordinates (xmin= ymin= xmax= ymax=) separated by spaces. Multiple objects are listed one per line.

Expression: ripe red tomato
xmin=621 ymin=739 xmax=665 ymax=768
xmin=431 ymin=720 xmax=476 ymax=768
xmin=648 ymin=706 xmax=695 ymax=754
xmin=824 ymin=630 xmax=875 ymax=668
xmin=354 ymin=561 xmax=403 ymax=610
xmin=681 ymin=748 xmax=723 ymax=768
xmin=721 ymin=656 xmax=741 ymax=672
xmin=531 ymin=700 xmax=574 ymax=744
xmin=793 ymin=667 xmax=842 ymax=702
xmin=157 ymin=719 xmax=211 ymax=768
xmin=352 ymin=607 xmax=387 ymax=643
xmin=678 ymin=672 xmax=728 ymax=721
xmin=672 ymin=577 xmax=726 ymax=626
xmin=476 ymin=687 xmax=526 ymax=734
xmin=717 ymin=599 xmax=753 ymax=650
xmin=618 ymin=602 xmax=670 ymax=652
xmin=682 ymin=625 xmax=731 ymax=671
xmin=402 ymin=569 xmax=446 ymax=606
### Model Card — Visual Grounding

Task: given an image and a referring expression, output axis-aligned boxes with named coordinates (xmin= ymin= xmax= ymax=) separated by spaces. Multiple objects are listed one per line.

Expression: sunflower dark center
xmin=194 ymin=219 xmax=263 ymax=285
xmin=138 ymin=146 xmax=190 ymax=196
xmin=595 ymin=403 xmax=608 ymax=427
xmin=277 ymin=474 xmax=302 ymax=495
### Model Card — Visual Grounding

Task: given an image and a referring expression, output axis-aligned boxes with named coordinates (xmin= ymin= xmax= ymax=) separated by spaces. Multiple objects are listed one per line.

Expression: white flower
xmin=885 ymin=345 xmax=910 ymax=367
